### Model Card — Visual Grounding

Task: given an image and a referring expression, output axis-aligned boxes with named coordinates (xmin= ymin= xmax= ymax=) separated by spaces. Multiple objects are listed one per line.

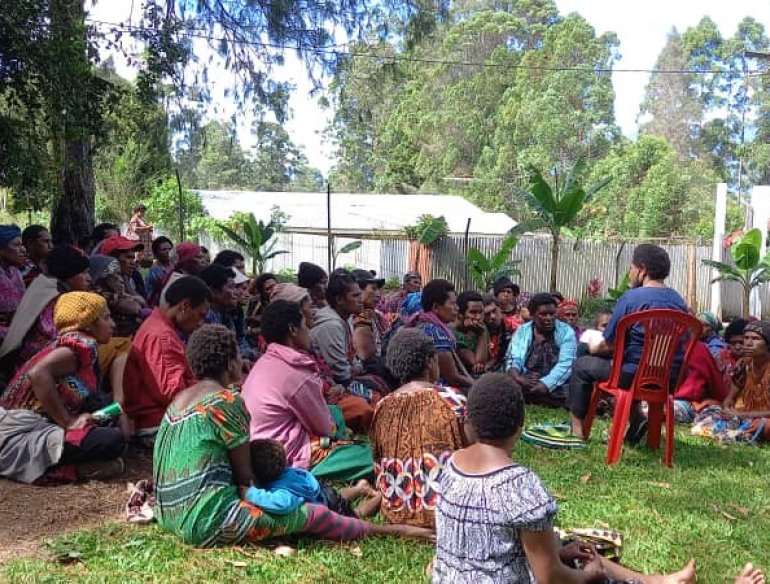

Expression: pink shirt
xmin=242 ymin=343 xmax=333 ymax=469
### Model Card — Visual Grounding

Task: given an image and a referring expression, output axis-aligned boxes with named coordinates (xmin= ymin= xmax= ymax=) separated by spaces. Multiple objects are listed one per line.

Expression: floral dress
xmin=371 ymin=385 xmax=467 ymax=528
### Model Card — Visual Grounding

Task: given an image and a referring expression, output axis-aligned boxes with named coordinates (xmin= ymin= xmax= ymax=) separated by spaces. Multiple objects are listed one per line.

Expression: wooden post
xmin=686 ymin=242 xmax=697 ymax=310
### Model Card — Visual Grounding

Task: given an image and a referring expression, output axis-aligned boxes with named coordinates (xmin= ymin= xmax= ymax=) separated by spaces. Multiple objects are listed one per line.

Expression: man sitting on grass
xmin=505 ymin=293 xmax=576 ymax=407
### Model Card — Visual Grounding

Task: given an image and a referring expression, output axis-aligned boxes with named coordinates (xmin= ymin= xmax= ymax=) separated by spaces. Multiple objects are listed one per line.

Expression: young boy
xmin=450 ymin=291 xmax=489 ymax=375
xmin=431 ymin=372 xmax=725 ymax=584
xmin=244 ymin=439 xmax=381 ymax=519
xmin=483 ymin=295 xmax=505 ymax=371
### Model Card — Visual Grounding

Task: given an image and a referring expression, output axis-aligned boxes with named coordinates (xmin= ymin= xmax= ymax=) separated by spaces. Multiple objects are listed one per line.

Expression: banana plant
xmin=467 ymin=233 xmax=522 ymax=291
xmin=703 ymin=228 xmax=770 ymax=317
xmin=217 ymin=212 xmax=288 ymax=275
xmin=511 ymin=159 xmax=610 ymax=291
xmin=333 ymin=240 xmax=362 ymax=268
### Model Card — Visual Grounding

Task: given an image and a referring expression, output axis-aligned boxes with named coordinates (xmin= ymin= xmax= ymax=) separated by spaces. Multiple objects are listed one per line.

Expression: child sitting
xmin=431 ymin=372 xmax=733 ymax=584
xmin=244 ymin=439 xmax=382 ymax=518
xmin=579 ymin=309 xmax=613 ymax=356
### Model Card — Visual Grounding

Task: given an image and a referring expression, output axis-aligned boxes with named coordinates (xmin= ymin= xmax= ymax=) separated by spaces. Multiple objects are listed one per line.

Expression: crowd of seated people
xmin=0 ymin=221 xmax=766 ymax=582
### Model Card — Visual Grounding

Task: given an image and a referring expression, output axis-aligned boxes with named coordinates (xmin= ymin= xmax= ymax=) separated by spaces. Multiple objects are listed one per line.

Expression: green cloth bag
xmin=310 ymin=443 xmax=374 ymax=482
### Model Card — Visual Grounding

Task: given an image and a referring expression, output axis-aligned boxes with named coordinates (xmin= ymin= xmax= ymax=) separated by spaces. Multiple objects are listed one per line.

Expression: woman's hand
xmin=67 ymin=413 xmax=95 ymax=430
xmin=722 ymin=397 xmax=735 ymax=410
xmin=558 ymin=541 xmax=593 ymax=566
xmin=472 ymin=362 xmax=486 ymax=374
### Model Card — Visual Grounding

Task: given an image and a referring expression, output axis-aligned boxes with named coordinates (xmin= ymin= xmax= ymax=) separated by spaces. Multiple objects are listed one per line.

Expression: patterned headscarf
xmin=697 ymin=311 xmax=723 ymax=333
xmin=89 ymin=254 xmax=120 ymax=283
xmin=745 ymin=321 xmax=770 ymax=346
xmin=557 ymin=299 xmax=579 ymax=319
xmin=54 ymin=292 xmax=107 ymax=333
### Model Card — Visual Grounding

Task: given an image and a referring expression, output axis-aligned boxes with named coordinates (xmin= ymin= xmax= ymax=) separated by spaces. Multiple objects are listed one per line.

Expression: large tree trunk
xmin=49 ymin=0 xmax=95 ymax=243
xmin=51 ymin=137 xmax=95 ymax=244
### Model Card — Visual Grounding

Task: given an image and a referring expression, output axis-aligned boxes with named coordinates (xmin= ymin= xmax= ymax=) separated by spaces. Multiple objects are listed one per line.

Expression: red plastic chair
xmin=583 ymin=309 xmax=702 ymax=467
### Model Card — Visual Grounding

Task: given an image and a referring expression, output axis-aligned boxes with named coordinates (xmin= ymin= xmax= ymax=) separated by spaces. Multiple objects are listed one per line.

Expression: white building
xmin=197 ymin=190 xmax=516 ymax=236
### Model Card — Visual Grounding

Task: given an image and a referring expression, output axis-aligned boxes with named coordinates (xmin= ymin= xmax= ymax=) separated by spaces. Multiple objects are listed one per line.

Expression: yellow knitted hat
xmin=54 ymin=292 xmax=107 ymax=334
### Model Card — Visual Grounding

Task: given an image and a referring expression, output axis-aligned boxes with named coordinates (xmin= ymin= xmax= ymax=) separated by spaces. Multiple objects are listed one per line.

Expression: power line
xmin=85 ymin=19 xmax=767 ymax=76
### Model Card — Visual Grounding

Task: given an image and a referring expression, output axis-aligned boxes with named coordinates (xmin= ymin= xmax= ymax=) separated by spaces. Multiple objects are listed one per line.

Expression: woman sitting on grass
xmin=413 ymin=279 xmax=474 ymax=392
xmin=432 ymin=372 xmax=765 ymax=584
xmin=697 ymin=311 xmax=727 ymax=357
xmin=153 ymin=324 xmax=432 ymax=546
xmin=714 ymin=319 xmax=747 ymax=395
xmin=371 ymin=328 xmax=469 ymax=529
xmin=692 ymin=321 xmax=770 ymax=444
xmin=0 ymin=292 xmax=126 ymax=484
xmin=243 ymin=299 xmax=374 ymax=482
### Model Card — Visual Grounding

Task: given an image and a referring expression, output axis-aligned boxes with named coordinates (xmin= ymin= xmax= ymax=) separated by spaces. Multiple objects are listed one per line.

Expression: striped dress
xmin=153 ymin=389 xmax=372 ymax=547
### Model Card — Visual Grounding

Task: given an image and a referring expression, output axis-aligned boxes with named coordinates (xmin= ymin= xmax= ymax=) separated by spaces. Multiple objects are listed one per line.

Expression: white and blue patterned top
xmin=433 ymin=458 xmax=557 ymax=584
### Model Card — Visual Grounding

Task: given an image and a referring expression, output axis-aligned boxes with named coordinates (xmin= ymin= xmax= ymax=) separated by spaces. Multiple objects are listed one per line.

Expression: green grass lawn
xmin=3 ymin=407 xmax=770 ymax=584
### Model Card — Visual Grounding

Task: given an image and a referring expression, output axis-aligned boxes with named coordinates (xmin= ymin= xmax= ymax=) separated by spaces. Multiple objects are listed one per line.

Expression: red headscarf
xmin=557 ymin=299 xmax=579 ymax=319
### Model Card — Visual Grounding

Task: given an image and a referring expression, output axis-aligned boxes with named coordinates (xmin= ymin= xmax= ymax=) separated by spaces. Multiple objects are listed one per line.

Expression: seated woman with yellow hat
xmin=0 ymin=292 xmax=127 ymax=484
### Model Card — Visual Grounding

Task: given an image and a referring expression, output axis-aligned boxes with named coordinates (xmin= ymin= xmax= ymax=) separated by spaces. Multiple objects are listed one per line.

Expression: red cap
xmin=175 ymin=242 xmax=202 ymax=264
xmin=101 ymin=236 xmax=144 ymax=257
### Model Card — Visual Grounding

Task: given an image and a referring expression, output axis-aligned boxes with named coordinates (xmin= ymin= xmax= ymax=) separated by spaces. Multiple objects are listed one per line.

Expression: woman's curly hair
xmin=385 ymin=328 xmax=436 ymax=384
xmin=186 ymin=324 xmax=238 ymax=380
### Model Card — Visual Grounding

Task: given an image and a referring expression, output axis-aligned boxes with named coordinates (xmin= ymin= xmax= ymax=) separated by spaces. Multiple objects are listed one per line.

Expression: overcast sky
xmin=91 ymin=0 xmax=770 ymax=175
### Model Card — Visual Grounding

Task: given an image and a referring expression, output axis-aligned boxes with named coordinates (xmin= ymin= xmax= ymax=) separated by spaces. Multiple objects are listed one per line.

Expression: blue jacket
xmin=504 ymin=320 xmax=576 ymax=392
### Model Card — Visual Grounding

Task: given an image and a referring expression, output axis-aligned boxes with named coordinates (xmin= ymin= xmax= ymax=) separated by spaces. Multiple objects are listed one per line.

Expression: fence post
xmin=686 ymin=242 xmax=697 ymax=309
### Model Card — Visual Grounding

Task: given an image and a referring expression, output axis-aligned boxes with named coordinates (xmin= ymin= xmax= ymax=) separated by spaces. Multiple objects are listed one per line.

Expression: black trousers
xmin=567 ymin=356 xmax=634 ymax=419
xmin=60 ymin=427 xmax=126 ymax=464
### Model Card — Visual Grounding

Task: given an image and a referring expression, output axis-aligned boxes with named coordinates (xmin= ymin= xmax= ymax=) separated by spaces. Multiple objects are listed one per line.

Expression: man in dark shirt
xmin=568 ymin=244 xmax=689 ymax=440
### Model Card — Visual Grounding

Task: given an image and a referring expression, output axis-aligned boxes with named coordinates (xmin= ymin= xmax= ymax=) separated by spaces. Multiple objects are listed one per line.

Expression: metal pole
xmin=175 ymin=168 xmax=185 ymax=242
xmin=326 ymin=182 xmax=333 ymax=273
xmin=463 ymin=218 xmax=471 ymax=290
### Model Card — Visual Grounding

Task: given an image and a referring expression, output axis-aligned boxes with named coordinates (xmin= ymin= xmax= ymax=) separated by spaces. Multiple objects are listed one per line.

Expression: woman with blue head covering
xmin=697 ymin=311 xmax=726 ymax=357
xmin=0 ymin=224 xmax=27 ymax=345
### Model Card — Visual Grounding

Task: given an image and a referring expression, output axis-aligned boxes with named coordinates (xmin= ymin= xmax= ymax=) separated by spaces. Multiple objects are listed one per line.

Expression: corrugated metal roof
xmin=197 ymin=190 xmax=516 ymax=235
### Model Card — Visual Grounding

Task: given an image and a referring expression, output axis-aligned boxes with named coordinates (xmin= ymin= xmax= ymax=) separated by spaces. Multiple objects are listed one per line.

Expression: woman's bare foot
xmin=354 ymin=492 xmax=383 ymax=518
xmin=660 ymin=559 xmax=696 ymax=584
xmin=339 ymin=479 xmax=374 ymax=501
xmin=735 ymin=563 xmax=765 ymax=584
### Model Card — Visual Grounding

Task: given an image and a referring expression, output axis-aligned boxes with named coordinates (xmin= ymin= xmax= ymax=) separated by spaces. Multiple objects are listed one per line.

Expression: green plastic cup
xmin=93 ymin=402 xmax=123 ymax=419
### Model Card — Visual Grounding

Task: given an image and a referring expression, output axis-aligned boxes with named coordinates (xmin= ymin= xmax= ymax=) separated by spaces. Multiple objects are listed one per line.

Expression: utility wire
xmin=85 ymin=18 xmax=767 ymax=76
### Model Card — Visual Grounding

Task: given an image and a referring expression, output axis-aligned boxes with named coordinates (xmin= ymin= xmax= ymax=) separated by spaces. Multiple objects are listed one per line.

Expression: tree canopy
xmin=1 ymin=1 xmax=767 ymax=242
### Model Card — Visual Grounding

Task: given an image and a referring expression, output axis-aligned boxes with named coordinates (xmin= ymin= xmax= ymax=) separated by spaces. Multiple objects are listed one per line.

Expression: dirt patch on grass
xmin=0 ymin=448 xmax=153 ymax=563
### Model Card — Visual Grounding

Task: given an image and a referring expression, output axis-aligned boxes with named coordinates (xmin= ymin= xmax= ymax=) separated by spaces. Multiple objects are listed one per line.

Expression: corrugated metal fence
xmin=198 ymin=230 xmax=762 ymax=318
